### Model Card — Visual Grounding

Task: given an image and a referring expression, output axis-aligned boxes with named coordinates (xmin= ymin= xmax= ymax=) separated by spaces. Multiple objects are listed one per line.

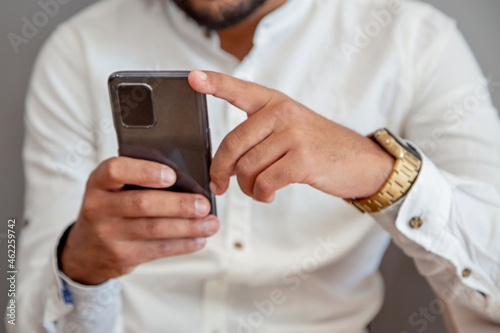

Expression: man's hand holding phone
xmin=60 ymin=157 xmax=219 ymax=285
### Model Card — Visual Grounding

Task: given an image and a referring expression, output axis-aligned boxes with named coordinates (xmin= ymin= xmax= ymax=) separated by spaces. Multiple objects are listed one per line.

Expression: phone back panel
xmin=108 ymin=71 xmax=216 ymax=215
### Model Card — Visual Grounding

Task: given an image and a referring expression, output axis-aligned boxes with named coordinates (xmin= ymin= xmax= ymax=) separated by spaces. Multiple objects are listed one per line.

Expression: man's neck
xmin=217 ymin=0 xmax=287 ymax=61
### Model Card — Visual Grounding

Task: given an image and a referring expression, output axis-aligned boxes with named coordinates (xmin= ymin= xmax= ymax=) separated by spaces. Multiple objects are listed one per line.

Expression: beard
xmin=171 ymin=0 xmax=267 ymax=30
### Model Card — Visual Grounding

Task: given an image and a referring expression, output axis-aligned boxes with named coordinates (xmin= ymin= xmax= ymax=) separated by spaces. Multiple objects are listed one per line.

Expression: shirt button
xmin=462 ymin=268 xmax=472 ymax=278
xmin=409 ymin=216 xmax=423 ymax=229
xmin=234 ymin=242 xmax=243 ymax=250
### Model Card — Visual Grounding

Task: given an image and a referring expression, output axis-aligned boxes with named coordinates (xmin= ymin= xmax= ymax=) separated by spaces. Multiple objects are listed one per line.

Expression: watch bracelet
xmin=345 ymin=129 xmax=422 ymax=213
xmin=346 ymin=157 xmax=420 ymax=213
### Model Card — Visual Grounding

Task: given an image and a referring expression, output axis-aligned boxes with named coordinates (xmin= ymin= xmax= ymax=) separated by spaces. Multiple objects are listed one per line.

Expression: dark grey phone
xmin=108 ymin=71 xmax=216 ymax=215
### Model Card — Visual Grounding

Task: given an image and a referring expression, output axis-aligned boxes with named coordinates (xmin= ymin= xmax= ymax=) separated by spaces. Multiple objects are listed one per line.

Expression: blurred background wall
xmin=1 ymin=0 xmax=499 ymax=332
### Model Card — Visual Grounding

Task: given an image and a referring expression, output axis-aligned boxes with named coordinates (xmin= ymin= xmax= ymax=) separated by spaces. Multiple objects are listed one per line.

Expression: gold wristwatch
xmin=345 ymin=128 xmax=422 ymax=213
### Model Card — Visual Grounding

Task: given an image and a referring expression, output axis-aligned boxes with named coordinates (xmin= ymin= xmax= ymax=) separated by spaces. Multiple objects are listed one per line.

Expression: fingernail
xmin=195 ymin=198 xmax=209 ymax=215
xmin=161 ymin=167 xmax=175 ymax=185
xmin=209 ymin=181 xmax=218 ymax=194
xmin=194 ymin=237 xmax=206 ymax=248
xmin=204 ymin=218 xmax=217 ymax=233
xmin=193 ymin=70 xmax=207 ymax=81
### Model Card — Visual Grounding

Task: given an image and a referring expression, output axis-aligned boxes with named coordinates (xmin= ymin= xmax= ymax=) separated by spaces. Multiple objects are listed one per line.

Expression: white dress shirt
xmin=13 ymin=0 xmax=500 ymax=332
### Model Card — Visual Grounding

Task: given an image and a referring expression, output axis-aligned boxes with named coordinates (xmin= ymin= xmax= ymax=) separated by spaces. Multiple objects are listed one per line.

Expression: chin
xmin=171 ymin=0 xmax=267 ymax=30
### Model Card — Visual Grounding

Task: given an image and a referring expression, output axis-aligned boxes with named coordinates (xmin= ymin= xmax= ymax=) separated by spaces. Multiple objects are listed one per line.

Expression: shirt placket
xmin=201 ymin=62 xmax=257 ymax=333
xmin=222 ymin=59 xmax=261 ymax=282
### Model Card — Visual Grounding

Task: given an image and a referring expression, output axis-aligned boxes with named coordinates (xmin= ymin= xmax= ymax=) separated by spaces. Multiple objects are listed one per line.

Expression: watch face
xmin=384 ymin=128 xmax=421 ymax=159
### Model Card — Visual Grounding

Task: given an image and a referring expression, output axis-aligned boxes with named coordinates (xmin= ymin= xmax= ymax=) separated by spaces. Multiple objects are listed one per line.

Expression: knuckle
xmin=108 ymin=243 xmax=130 ymax=266
xmin=104 ymin=157 xmax=121 ymax=183
xmin=287 ymin=126 xmax=306 ymax=142
xmin=165 ymin=219 xmax=196 ymax=237
xmin=80 ymin=197 xmax=100 ymax=222
xmin=189 ymin=220 xmax=202 ymax=236
xmin=142 ymin=219 xmax=161 ymax=237
xmin=274 ymin=99 xmax=298 ymax=118
xmin=178 ymin=195 xmax=196 ymax=217
xmin=93 ymin=221 xmax=110 ymax=243
xmin=153 ymin=240 xmax=172 ymax=258
xmin=295 ymin=145 xmax=311 ymax=161
xmin=223 ymin=131 xmax=243 ymax=153
xmin=255 ymin=173 xmax=274 ymax=194
xmin=156 ymin=240 xmax=171 ymax=256
xmin=164 ymin=219 xmax=182 ymax=236
xmin=139 ymin=242 xmax=161 ymax=261
xmin=235 ymin=156 xmax=253 ymax=178
xmin=132 ymin=193 xmax=152 ymax=214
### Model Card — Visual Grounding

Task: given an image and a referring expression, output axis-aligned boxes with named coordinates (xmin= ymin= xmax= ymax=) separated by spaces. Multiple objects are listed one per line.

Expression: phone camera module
xmin=117 ymin=83 xmax=156 ymax=128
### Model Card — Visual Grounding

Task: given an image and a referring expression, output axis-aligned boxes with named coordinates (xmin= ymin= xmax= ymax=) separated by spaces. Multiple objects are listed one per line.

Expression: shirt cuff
xmin=57 ymin=271 xmax=122 ymax=320
xmin=371 ymin=142 xmax=489 ymax=293
xmin=46 ymin=226 xmax=122 ymax=332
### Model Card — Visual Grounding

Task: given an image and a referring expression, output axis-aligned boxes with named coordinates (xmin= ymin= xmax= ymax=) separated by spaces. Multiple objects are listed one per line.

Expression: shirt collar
xmin=163 ymin=0 xmax=312 ymax=45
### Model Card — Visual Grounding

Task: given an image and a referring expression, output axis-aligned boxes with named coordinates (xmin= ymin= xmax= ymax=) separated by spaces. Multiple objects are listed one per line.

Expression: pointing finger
xmin=188 ymin=70 xmax=276 ymax=116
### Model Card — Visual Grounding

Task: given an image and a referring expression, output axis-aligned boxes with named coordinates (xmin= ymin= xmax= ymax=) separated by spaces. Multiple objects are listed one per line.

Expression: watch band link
xmin=345 ymin=129 xmax=422 ymax=213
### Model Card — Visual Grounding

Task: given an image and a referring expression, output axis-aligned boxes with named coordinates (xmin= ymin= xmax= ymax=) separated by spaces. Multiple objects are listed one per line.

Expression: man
xmin=13 ymin=0 xmax=500 ymax=332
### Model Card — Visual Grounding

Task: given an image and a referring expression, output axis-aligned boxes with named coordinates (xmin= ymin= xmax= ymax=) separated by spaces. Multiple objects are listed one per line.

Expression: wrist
xmin=59 ymin=223 xmax=109 ymax=286
xmin=345 ymin=128 xmax=422 ymax=213
xmin=347 ymin=137 xmax=395 ymax=199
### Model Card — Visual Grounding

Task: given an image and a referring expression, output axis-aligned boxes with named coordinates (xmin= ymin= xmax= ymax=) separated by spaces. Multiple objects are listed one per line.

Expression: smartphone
xmin=108 ymin=70 xmax=216 ymax=215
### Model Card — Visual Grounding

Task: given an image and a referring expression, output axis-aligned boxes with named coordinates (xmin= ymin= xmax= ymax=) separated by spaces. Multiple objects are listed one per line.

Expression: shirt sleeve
xmin=57 ymin=271 xmax=122 ymax=333
xmin=371 ymin=7 xmax=500 ymax=324
xmin=12 ymin=23 xmax=122 ymax=332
